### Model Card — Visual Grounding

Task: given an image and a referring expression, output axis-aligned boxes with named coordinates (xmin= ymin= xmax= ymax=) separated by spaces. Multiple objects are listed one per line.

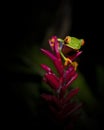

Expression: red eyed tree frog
xmin=57 ymin=36 xmax=85 ymax=70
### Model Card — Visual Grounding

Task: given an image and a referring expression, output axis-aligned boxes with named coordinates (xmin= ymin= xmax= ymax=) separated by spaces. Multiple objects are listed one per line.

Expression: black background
xmin=1 ymin=0 xmax=104 ymax=129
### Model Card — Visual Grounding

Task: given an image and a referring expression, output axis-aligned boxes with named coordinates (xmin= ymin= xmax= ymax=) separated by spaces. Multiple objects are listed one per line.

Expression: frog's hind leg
xmin=60 ymin=51 xmax=78 ymax=70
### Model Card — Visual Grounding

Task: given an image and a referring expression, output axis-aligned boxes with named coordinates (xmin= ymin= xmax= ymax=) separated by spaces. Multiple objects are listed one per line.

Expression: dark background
xmin=2 ymin=0 xmax=104 ymax=129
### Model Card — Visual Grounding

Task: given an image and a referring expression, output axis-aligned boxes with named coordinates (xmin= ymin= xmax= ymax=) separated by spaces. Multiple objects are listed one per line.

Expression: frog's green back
xmin=66 ymin=37 xmax=82 ymax=50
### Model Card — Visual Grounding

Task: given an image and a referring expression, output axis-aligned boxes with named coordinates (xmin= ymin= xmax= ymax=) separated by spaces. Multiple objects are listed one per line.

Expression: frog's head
xmin=64 ymin=36 xmax=85 ymax=50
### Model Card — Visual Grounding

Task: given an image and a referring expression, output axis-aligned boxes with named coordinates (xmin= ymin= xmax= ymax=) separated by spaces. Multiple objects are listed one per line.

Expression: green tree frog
xmin=58 ymin=36 xmax=85 ymax=70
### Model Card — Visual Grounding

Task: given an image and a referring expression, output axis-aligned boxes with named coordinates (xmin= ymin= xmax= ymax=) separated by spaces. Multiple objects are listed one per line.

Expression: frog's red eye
xmin=64 ymin=36 xmax=71 ymax=44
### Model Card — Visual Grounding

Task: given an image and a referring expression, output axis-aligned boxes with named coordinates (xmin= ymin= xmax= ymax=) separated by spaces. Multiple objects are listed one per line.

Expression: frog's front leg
xmin=60 ymin=50 xmax=78 ymax=70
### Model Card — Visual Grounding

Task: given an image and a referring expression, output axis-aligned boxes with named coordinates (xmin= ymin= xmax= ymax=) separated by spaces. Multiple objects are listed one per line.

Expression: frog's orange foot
xmin=64 ymin=58 xmax=72 ymax=66
xmin=72 ymin=61 xmax=78 ymax=70
xmin=64 ymin=58 xmax=78 ymax=70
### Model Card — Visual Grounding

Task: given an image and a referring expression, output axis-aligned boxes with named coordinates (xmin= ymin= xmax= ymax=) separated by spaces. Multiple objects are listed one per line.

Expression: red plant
xmin=40 ymin=36 xmax=82 ymax=129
